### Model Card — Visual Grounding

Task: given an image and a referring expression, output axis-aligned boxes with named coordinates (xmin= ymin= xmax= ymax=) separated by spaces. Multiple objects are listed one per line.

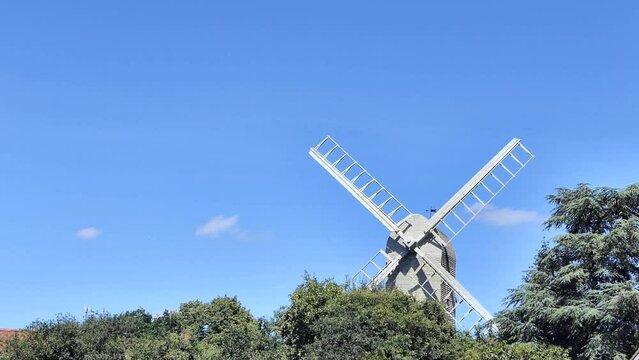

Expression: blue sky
xmin=1 ymin=2 xmax=638 ymax=328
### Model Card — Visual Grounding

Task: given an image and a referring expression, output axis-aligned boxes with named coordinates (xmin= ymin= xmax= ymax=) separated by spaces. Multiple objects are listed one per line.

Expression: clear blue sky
xmin=1 ymin=2 xmax=638 ymax=328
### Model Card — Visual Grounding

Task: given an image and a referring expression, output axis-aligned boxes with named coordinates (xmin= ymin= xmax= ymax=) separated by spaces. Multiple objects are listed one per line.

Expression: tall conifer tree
xmin=497 ymin=184 xmax=639 ymax=359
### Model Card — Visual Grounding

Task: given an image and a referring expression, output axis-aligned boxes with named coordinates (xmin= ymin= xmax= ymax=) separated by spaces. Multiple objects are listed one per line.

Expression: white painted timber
xmin=419 ymin=138 xmax=534 ymax=247
xmin=413 ymin=247 xmax=493 ymax=323
xmin=309 ymin=136 xmax=411 ymax=232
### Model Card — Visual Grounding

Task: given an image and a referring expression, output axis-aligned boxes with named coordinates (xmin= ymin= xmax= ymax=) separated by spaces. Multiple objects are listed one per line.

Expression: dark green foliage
xmin=1 ymin=298 xmax=276 ymax=360
xmin=1 ymin=281 xmax=576 ymax=360
xmin=176 ymin=297 xmax=278 ymax=360
xmin=19 ymin=314 xmax=81 ymax=360
xmin=276 ymin=275 xmax=346 ymax=358
xmin=302 ymin=288 xmax=456 ymax=359
xmin=276 ymin=276 xmax=456 ymax=360
xmin=126 ymin=333 xmax=193 ymax=360
xmin=545 ymin=183 xmax=639 ymax=235
xmin=454 ymin=334 xmax=570 ymax=360
xmin=497 ymin=183 xmax=639 ymax=359
xmin=80 ymin=309 xmax=154 ymax=359
xmin=274 ymin=277 xmax=564 ymax=360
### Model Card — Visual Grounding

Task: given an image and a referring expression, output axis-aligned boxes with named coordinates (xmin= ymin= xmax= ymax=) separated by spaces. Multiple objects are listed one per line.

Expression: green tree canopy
xmin=1 ymin=278 xmax=571 ymax=360
xmin=176 ymin=296 xmax=278 ymax=360
xmin=1 ymin=298 xmax=278 ymax=360
xmin=497 ymin=183 xmax=639 ymax=359
xmin=454 ymin=334 xmax=569 ymax=360
xmin=276 ymin=276 xmax=456 ymax=360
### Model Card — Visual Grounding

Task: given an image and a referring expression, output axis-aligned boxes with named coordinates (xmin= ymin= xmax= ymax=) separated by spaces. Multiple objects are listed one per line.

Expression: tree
xmin=125 ymin=333 xmax=193 ymax=360
xmin=496 ymin=183 xmax=639 ymax=359
xmin=177 ymin=296 xmax=278 ymax=360
xmin=79 ymin=309 xmax=154 ymax=359
xmin=9 ymin=314 xmax=81 ymax=360
xmin=1 ymin=276 xmax=583 ymax=360
xmin=276 ymin=275 xmax=346 ymax=359
xmin=454 ymin=334 xmax=569 ymax=360
xmin=276 ymin=276 xmax=457 ymax=360
xmin=1 ymin=297 xmax=279 ymax=360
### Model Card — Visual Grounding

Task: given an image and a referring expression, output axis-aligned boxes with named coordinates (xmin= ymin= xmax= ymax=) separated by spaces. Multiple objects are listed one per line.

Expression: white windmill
xmin=309 ymin=136 xmax=534 ymax=329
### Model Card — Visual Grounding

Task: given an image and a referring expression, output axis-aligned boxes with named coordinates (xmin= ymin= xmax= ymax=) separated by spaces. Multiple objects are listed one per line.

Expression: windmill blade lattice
xmin=352 ymin=245 xmax=494 ymax=328
xmin=352 ymin=248 xmax=403 ymax=288
xmin=426 ymin=138 xmax=534 ymax=246
xmin=412 ymin=247 xmax=493 ymax=328
xmin=309 ymin=136 xmax=412 ymax=232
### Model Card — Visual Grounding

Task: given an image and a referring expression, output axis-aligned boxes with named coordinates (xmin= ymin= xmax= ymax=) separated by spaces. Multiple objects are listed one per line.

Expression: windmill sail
xmin=413 ymin=247 xmax=492 ymax=327
xmin=309 ymin=136 xmax=411 ymax=232
xmin=424 ymin=138 xmax=534 ymax=246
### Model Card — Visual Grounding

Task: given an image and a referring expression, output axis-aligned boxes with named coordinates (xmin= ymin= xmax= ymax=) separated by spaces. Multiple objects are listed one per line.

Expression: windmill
xmin=309 ymin=136 xmax=534 ymax=329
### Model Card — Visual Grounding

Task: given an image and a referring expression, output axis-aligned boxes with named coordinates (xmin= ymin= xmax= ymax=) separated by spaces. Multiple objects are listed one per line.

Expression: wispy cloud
xmin=76 ymin=227 xmax=101 ymax=240
xmin=196 ymin=215 xmax=239 ymax=237
xmin=472 ymin=204 xmax=542 ymax=227
xmin=195 ymin=215 xmax=269 ymax=241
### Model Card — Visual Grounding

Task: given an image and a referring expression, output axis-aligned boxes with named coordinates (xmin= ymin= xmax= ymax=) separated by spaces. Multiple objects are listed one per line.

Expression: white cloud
xmin=195 ymin=214 xmax=270 ymax=241
xmin=472 ymin=204 xmax=542 ymax=227
xmin=196 ymin=215 xmax=240 ymax=237
xmin=76 ymin=227 xmax=101 ymax=240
